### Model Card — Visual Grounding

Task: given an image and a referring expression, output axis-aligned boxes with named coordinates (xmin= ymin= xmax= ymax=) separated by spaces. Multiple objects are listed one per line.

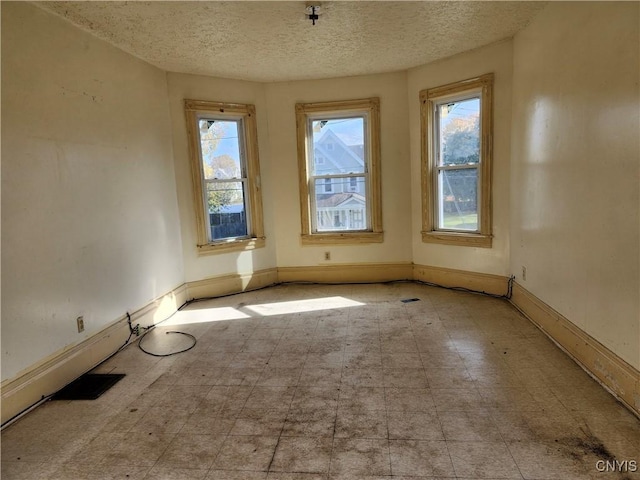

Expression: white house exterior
xmin=313 ymin=129 xmax=367 ymax=231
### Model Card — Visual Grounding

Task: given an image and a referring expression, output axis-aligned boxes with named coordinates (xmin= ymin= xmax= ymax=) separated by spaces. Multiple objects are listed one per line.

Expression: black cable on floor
xmin=177 ymin=275 xmax=515 ymax=312
xmin=2 ymin=313 xmax=139 ymax=430
xmin=136 ymin=275 xmax=516 ymax=360
xmin=2 ymin=275 xmax=515 ymax=429
xmin=137 ymin=327 xmax=197 ymax=357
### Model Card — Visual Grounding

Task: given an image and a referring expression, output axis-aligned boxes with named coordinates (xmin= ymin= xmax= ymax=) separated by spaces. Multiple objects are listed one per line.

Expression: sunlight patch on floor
xmin=244 ymin=296 xmax=365 ymax=316
xmin=162 ymin=306 xmax=250 ymax=326
xmin=161 ymin=296 xmax=365 ymax=326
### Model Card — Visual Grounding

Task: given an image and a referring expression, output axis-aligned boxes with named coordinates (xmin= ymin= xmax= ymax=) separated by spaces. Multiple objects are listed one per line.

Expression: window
xmin=420 ymin=74 xmax=493 ymax=247
xmin=184 ymin=100 xmax=264 ymax=254
xmin=296 ymin=98 xmax=383 ymax=244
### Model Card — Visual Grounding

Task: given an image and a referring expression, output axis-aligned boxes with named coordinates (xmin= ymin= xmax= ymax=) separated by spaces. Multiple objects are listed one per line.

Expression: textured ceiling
xmin=38 ymin=1 xmax=546 ymax=82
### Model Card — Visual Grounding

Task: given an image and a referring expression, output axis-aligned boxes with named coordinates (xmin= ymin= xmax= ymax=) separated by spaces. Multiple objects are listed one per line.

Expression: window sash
xmin=434 ymin=94 xmax=481 ymax=166
xmin=434 ymin=165 xmax=480 ymax=232
xmin=196 ymin=115 xmax=251 ymax=243
xmin=295 ymin=97 xmax=382 ymax=245
xmin=311 ymin=173 xmax=368 ymax=180
xmin=185 ymin=99 xmax=265 ymax=254
xmin=203 ymin=178 xmax=250 ymax=241
xmin=306 ymin=114 xmax=371 ymax=233
xmin=419 ymin=73 xmax=493 ymax=248
xmin=432 ymin=94 xmax=482 ymax=234
xmin=309 ymin=174 xmax=368 ymax=233
xmin=307 ymin=114 xmax=368 ymax=175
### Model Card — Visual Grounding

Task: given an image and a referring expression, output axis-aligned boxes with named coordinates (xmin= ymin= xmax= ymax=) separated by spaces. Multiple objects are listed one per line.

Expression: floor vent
xmin=401 ymin=298 xmax=420 ymax=303
xmin=52 ymin=373 xmax=125 ymax=400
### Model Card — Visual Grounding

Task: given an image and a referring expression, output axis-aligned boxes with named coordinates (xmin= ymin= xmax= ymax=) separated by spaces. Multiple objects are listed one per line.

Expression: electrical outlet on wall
xmin=76 ymin=316 xmax=85 ymax=333
xmin=522 ymin=266 xmax=527 ymax=281
xmin=324 ymin=251 xmax=331 ymax=261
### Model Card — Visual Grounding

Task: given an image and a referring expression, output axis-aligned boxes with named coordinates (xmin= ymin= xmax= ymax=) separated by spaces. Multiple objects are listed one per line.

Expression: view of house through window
xmin=198 ymin=118 xmax=249 ymax=241
xmin=435 ymin=97 xmax=480 ymax=231
xmin=296 ymin=97 xmax=382 ymax=244
xmin=310 ymin=117 xmax=368 ymax=232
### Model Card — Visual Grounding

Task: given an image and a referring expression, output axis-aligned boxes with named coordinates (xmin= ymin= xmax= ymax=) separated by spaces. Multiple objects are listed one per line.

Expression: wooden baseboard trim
xmin=277 ymin=262 xmax=413 ymax=284
xmin=510 ymin=282 xmax=639 ymax=417
xmin=1 ymin=284 xmax=188 ymax=426
xmin=185 ymin=268 xmax=278 ymax=299
xmin=1 ymin=269 xmax=278 ymax=427
xmin=18 ymin=264 xmax=627 ymax=428
xmin=413 ymin=264 xmax=509 ymax=297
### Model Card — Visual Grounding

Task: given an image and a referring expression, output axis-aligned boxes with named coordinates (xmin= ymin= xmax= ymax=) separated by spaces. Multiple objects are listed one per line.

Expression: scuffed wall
xmin=166 ymin=73 xmax=277 ymax=283
xmin=510 ymin=2 xmax=640 ymax=368
xmin=1 ymin=3 xmax=184 ymax=381
xmin=407 ymin=40 xmax=513 ymax=276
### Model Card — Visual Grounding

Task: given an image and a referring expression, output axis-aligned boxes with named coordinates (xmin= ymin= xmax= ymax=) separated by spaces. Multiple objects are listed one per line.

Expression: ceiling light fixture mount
xmin=305 ymin=4 xmax=321 ymax=25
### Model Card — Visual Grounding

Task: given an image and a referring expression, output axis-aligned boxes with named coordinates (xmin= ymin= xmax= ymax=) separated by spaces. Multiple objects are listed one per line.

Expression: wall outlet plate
xmin=77 ymin=316 xmax=85 ymax=333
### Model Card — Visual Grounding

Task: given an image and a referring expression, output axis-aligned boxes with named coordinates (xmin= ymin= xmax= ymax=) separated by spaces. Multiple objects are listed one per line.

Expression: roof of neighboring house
xmin=316 ymin=129 xmax=364 ymax=164
xmin=316 ymin=192 xmax=366 ymax=208
xmin=334 ymin=132 xmax=363 ymax=147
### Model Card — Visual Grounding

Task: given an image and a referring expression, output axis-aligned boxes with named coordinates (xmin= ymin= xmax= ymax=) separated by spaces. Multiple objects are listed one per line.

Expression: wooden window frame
xmin=184 ymin=99 xmax=265 ymax=255
xmin=420 ymin=74 xmax=494 ymax=248
xmin=295 ymin=98 xmax=383 ymax=245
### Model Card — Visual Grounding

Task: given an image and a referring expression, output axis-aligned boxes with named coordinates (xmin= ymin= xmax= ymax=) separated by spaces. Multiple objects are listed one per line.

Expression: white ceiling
xmin=38 ymin=1 xmax=547 ymax=82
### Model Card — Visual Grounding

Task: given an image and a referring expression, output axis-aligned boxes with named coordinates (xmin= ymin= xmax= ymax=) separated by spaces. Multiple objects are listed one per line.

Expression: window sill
xmin=301 ymin=231 xmax=383 ymax=245
xmin=197 ymin=237 xmax=265 ymax=255
xmin=421 ymin=231 xmax=492 ymax=248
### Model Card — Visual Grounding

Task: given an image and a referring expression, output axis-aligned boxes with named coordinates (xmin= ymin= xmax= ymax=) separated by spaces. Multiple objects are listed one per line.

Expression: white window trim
xmin=295 ymin=98 xmax=383 ymax=245
xmin=420 ymin=74 xmax=494 ymax=248
xmin=185 ymin=100 xmax=265 ymax=254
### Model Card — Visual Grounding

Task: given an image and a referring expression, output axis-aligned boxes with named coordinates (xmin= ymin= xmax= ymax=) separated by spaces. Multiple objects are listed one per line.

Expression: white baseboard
xmin=510 ymin=282 xmax=640 ymax=417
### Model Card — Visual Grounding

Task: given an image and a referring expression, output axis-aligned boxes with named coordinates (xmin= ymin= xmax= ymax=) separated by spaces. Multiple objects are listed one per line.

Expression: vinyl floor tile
xmin=2 ymin=284 xmax=637 ymax=480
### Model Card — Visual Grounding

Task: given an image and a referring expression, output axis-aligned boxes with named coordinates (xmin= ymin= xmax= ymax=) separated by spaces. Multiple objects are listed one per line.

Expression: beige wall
xmin=5 ymin=0 xmax=638 ymax=395
xmin=510 ymin=2 xmax=639 ymax=368
xmin=1 ymin=3 xmax=184 ymax=381
xmin=407 ymin=40 xmax=513 ymax=276
xmin=169 ymin=71 xmax=411 ymax=276
xmin=166 ymin=73 xmax=277 ymax=282
xmin=265 ymin=72 xmax=412 ymax=267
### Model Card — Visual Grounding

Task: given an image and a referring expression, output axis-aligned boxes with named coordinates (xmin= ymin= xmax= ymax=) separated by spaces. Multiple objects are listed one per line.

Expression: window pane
xmin=206 ymin=181 xmax=248 ymax=240
xmin=314 ymin=176 xmax=367 ymax=232
xmin=438 ymin=97 xmax=480 ymax=167
xmin=199 ymin=119 xmax=243 ymax=180
xmin=311 ymin=117 xmax=365 ymax=175
xmin=438 ymin=169 xmax=478 ymax=231
xmin=313 ymin=177 xmax=366 ymax=195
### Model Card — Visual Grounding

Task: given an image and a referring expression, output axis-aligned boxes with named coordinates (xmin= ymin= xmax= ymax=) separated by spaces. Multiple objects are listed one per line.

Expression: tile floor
xmin=2 ymin=282 xmax=639 ymax=479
